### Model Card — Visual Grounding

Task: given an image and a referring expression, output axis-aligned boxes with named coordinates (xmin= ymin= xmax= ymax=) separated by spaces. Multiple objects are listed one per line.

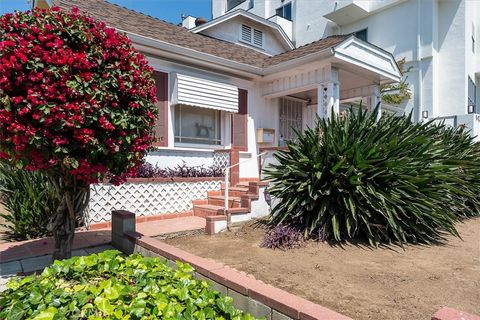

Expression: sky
xmin=0 ymin=0 xmax=212 ymax=24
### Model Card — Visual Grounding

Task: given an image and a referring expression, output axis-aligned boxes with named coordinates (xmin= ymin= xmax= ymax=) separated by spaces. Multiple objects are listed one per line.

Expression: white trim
xmin=191 ymin=9 xmax=294 ymax=50
xmin=332 ymin=37 xmax=401 ymax=82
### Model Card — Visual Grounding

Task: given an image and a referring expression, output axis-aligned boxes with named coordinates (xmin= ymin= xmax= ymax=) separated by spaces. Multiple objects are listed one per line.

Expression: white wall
xmin=437 ymin=0 xmax=466 ymax=116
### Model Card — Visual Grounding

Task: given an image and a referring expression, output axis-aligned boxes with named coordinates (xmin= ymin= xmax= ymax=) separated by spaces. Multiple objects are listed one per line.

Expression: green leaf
xmin=33 ymin=307 xmax=58 ymax=320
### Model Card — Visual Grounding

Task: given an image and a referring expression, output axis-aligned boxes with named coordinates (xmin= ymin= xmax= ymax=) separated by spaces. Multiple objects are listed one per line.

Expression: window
xmin=353 ymin=28 xmax=368 ymax=42
xmin=279 ymin=98 xmax=303 ymax=143
xmin=275 ymin=2 xmax=292 ymax=21
xmin=472 ymin=22 xmax=476 ymax=53
xmin=174 ymin=105 xmax=221 ymax=145
xmin=227 ymin=0 xmax=245 ymax=11
xmin=468 ymin=77 xmax=476 ymax=113
xmin=240 ymin=24 xmax=263 ymax=48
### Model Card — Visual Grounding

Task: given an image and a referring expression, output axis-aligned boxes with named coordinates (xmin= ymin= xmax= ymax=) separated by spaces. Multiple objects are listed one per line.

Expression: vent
xmin=253 ymin=29 xmax=263 ymax=47
xmin=240 ymin=24 xmax=263 ymax=48
xmin=241 ymin=24 xmax=252 ymax=42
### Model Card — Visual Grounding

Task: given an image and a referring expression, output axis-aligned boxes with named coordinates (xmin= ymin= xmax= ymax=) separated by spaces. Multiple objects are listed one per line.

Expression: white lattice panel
xmin=85 ymin=180 xmax=221 ymax=224
xmin=213 ymin=151 xmax=230 ymax=170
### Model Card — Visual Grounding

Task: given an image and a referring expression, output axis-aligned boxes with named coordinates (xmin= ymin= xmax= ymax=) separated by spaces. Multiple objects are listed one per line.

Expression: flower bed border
xmin=111 ymin=210 xmax=352 ymax=320
xmin=125 ymin=177 xmax=223 ymax=183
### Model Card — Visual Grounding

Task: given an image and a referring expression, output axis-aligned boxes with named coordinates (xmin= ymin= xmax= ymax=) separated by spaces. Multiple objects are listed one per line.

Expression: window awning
xmin=172 ymin=73 xmax=239 ymax=113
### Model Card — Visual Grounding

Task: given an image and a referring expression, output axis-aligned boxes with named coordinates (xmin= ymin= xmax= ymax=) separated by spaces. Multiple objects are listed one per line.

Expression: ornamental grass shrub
xmin=265 ymin=107 xmax=480 ymax=246
xmin=0 ymin=250 xmax=259 ymax=320
xmin=0 ymin=162 xmax=60 ymax=240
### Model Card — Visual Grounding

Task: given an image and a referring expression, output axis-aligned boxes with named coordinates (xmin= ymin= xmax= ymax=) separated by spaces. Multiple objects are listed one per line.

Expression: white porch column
xmin=317 ymin=67 xmax=340 ymax=119
xmin=369 ymin=84 xmax=381 ymax=121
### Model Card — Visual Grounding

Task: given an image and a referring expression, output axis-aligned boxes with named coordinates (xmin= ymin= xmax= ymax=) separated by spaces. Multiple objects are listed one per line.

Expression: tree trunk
xmin=47 ymin=184 xmax=89 ymax=261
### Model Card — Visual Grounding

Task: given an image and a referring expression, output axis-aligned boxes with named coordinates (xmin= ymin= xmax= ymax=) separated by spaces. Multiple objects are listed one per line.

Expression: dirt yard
xmin=166 ymin=218 xmax=480 ymax=320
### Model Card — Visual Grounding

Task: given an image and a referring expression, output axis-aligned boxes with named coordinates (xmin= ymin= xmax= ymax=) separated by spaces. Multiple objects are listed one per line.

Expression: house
xmin=45 ymin=0 xmax=400 ymax=182
xmin=32 ymin=0 xmax=402 ymax=225
xmin=210 ymin=0 xmax=480 ymax=139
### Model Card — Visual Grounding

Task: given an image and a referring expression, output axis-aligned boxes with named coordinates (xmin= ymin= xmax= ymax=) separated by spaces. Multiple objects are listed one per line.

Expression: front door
xmin=279 ymin=97 xmax=303 ymax=145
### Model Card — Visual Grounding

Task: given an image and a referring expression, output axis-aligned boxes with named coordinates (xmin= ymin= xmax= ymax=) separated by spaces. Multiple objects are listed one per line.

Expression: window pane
xmin=174 ymin=105 xmax=221 ymax=145
xmin=227 ymin=0 xmax=244 ymax=11
xmin=284 ymin=3 xmax=292 ymax=20
xmin=354 ymin=29 xmax=368 ymax=41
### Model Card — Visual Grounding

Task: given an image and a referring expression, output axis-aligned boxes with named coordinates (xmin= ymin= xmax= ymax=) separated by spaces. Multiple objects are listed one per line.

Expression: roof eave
xmin=121 ymin=30 xmax=265 ymax=77
xmin=263 ymin=48 xmax=334 ymax=75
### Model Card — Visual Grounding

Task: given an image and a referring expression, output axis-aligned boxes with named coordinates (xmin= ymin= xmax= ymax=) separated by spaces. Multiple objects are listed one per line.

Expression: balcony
xmin=324 ymin=0 xmax=406 ymax=25
xmin=267 ymin=15 xmax=293 ymax=40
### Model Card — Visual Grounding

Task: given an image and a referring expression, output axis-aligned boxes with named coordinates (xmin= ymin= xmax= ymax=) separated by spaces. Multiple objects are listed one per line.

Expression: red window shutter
xmin=232 ymin=89 xmax=248 ymax=151
xmin=153 ymin=71 xmax=168 ymax=147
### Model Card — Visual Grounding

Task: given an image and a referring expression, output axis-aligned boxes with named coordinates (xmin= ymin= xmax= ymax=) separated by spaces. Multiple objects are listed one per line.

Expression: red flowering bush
xmin=0 ymin=7 xmax=158 ymax=259
xmin=0 ymin=7 xmax=157 ymax=184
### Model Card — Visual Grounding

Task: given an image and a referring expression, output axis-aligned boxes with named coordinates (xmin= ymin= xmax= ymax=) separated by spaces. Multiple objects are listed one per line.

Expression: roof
xmin=52 ymin=0 xmax=394 ymax=76
xmin=265 ymin=35 xmax=350 ymax=67
xmin=54 ymin=0 xmax=269 ymax=68
xmin=190 ymin=9 xmax=294 ymax=51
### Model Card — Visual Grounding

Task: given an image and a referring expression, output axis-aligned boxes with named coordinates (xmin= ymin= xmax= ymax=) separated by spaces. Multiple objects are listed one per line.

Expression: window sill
xmin=153 ymin=145 xmax=229 ymax=153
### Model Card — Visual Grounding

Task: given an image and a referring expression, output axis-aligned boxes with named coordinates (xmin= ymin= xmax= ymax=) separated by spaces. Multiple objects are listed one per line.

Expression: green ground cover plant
xmin=0 ymin=250 xmax=259 ymax=320
xmin=265 ymin=107 xmax=480 ymax=246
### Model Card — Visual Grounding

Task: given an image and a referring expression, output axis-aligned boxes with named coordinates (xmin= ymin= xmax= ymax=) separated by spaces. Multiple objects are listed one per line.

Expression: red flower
xmin=0 ymin=7 xmax=157 ymax=184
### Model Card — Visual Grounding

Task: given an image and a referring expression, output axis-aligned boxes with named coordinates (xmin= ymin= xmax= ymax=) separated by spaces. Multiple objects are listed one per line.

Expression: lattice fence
xmin=213 ymin=151 xmax=230 ymax=170
xmin=85 ymin=180 xmax=222 ymax=225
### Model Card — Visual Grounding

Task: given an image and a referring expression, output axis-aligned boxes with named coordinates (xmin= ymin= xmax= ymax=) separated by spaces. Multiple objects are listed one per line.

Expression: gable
xmin=197 ymin=15 xmax=289 ymax=56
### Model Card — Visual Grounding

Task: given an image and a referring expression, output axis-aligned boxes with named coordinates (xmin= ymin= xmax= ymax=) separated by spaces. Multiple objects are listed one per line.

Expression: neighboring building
xmin=210 ymin=0 xmax=480 ymax=137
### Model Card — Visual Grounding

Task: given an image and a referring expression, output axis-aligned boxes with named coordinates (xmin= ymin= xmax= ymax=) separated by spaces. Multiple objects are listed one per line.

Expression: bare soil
xmin=166 ymin=218 xmax=480 ymax=320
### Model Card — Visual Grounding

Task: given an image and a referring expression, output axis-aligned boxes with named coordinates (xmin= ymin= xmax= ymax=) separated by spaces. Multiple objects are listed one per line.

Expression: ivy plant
xmin=0 ymin=250 xmax=260 ymax=320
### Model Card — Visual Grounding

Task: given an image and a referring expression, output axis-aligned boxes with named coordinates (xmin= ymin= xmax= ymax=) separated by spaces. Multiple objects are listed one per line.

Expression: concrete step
xmin=219 ymin=185 xmax=259 ymax=200
xmin=193 ymin=204 xmax=250 ymax=217
xmin=208 ymin=195 xmax=242 ymax=208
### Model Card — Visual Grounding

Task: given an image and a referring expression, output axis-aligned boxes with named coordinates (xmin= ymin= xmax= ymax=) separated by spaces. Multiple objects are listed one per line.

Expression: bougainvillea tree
xmin=0 ymin=7 xmax=158 ymax=259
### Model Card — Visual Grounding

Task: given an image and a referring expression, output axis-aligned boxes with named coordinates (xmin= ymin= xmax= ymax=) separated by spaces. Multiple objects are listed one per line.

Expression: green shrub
xmin=0 ymin=163 xmax=60 ymax=240
xmin=265 ymin=108 xmax=480 ymax=245
xmin=0 ymin=250 xmax=259 ymax=320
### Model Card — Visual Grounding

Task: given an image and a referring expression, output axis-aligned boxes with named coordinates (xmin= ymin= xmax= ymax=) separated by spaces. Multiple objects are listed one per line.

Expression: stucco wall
xmin=437 ymin=0 xmax=466 ymax=116
xmin=199 ymin=16 xmax=287 ymax=55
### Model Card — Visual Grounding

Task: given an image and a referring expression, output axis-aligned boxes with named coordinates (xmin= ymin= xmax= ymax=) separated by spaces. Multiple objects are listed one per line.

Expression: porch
xmin=256 ymin=35 xmax=402 ymax=147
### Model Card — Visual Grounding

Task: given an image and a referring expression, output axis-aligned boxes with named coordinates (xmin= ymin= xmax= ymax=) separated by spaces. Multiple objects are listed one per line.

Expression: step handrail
xmin=223 ymin=151 xmax=267 ymax=228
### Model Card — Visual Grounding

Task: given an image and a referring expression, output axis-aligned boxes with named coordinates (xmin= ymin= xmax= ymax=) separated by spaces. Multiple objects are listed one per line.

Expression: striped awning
xmin=172 ymin=73 xmax=239 ymax=112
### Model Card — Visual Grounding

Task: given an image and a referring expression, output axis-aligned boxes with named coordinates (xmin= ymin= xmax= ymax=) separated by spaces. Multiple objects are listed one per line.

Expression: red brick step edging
xmin=432 ymin=307 xmax=480 ymax=320
xmin=111 ymin=210 xmax=352 ymax=320
xmin=125 ymin=231 xmax=351 ymax=320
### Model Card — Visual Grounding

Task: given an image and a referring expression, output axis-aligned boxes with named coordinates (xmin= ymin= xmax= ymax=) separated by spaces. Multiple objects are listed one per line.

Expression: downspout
xmin=417 ymin=0 xmax=423 ymax=121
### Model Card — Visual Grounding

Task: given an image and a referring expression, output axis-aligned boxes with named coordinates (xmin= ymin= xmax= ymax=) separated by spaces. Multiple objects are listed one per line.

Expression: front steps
xmin=192 ymin=181 xmax=263 ymax=220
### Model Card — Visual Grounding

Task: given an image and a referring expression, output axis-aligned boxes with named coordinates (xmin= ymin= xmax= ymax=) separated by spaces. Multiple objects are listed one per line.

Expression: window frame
xmin=468 ymin=76 xmax=477 ymax=113
xmin=226 ymin=0 xmax=246 ymax=12
xmin=472 ymin=22 xmax=476 ymax=54
xmin=275 ymin=2 xmax=292 ymax=21
xmin=173 ymin=104 xmax=223 ymax=147
xmin=353 ymin=28 xmax=368 ymax=42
